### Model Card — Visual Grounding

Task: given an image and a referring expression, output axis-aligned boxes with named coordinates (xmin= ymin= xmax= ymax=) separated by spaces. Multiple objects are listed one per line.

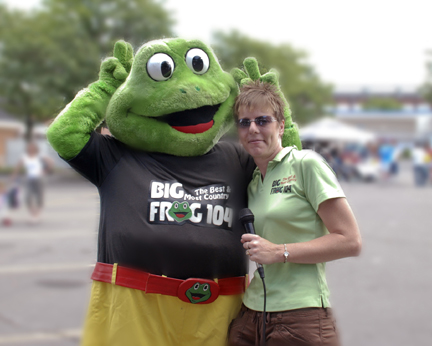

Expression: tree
xmin=211 ymin=30 xmax=333 ymax=125
xmin=42 ymin=0 xmax=174 ymax=56
xmin=0 ymin=0 xmax=174 ymax=139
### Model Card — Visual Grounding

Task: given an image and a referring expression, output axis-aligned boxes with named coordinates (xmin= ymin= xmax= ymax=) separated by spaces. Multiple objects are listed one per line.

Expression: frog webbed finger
xmin=123 ymin=42 xmax=134 ymax=73
xmin=230 ymin=68 xmax=248 ymax=86
xmin=99 ymin=57 xmax=128 ymax=83
xmin=243 ymin=57 xmax=261 ymax=81
xmin=239 ymin=77 xmax=253 ymax=88
xmin=113 ymin=40 xmax=134 ymax=73
xmin=99 ymin=57 xmax=118 ymax=78
xmin=260 ymin=71 xmax=279 ymax=86
xmin=112 ymin=63 xmax=128 ymax=81
xmin=268 ymin=68 xmax=280 ymax=80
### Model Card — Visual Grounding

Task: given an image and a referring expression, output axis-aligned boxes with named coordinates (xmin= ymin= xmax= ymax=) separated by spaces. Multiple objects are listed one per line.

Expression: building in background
xmin=301 ymin=86 xmax=432 ymax=183
xmin=328 ymin=85 xmax=432 ymax=142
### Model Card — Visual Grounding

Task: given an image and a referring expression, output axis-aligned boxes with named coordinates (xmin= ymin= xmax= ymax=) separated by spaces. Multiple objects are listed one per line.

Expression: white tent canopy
xmin=299 ymin=117 xmax=376 ymax=144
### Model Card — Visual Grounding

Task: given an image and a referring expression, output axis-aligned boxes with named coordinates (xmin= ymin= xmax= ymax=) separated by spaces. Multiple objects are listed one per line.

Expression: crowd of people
xmin=312 ymin=139 xmax=432 ymax=186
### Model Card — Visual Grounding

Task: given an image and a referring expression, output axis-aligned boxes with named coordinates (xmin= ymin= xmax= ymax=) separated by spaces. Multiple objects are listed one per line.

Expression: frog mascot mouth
xmin=153 ymin=104 xmax=219 ymax=134
xmin=106 ymin=40 xmax=237 ymax=156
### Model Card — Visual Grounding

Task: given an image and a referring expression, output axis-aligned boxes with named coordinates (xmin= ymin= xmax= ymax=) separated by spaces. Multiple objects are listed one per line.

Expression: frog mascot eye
xmin=147 ymin=53 xmax=175 ymax=81
xmin=203 ymin=284 xmax=209 ymax=291
xmin=185 ymin=48 xmax=209 ymax=75
xmin=194 ymin=283 xmax=200 ymax=290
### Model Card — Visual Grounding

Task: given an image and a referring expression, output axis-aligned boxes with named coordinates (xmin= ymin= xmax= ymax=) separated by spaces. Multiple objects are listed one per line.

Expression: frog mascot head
xmin=105 ymin=38 xmax=237 ymax=156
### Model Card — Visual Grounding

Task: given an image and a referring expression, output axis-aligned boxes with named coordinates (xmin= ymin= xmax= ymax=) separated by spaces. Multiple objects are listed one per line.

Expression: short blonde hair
xmin=234 ymin=81 xmax=285 ymax=123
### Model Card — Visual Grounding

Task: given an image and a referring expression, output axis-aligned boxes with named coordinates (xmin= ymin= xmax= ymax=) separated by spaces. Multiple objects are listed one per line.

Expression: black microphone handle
xmin=243 ymin=223 xmax=256 ymax=235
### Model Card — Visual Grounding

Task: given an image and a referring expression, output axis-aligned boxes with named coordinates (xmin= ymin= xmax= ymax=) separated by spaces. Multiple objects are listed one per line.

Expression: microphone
xmin=239 ymin=208 xmax=265 ymax=279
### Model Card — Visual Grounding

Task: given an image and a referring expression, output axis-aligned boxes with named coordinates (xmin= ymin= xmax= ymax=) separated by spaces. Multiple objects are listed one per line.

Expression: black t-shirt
xmin=68 ymin=132 xmax=255 ymax=280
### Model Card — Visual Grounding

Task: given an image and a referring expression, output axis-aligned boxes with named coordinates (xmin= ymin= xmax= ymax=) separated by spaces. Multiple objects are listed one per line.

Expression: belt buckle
xmin=177 ymin=278 xmax=220 ymax=304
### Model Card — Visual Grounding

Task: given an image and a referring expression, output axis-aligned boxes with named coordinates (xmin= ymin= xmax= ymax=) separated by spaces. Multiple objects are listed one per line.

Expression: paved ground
xmin=0 ymin=173 xmax=98 ymax=346
xmin=0 ymin=162 xmax=431 ymax=345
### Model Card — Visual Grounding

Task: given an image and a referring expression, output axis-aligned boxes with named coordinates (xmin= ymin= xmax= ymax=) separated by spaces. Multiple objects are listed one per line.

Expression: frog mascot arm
xmin=231 ymin=57 xmax=302 ymax=149
xmin=47 ymin=41 xmax=133 ymax=159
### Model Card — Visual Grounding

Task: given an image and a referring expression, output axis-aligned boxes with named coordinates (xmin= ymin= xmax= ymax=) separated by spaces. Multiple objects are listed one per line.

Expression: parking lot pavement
xmin=327 ymin=181 xmax=432 ymax=346
xmin=0 ymin=175 xmax=98 ymax=346
xmin=1 ymin=163 xmax=431 ymax=345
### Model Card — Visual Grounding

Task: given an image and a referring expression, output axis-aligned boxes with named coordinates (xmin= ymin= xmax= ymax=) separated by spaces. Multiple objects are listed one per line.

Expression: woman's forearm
xmin=242 ymin=198 xmax=362 ymax=265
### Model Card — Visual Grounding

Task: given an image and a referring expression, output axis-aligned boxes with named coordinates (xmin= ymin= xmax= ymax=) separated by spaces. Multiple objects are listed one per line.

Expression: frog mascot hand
xmin=231 ymin=57 xmax=302 ymax=150
xmin=48 ymin=41 xmax=134 ymax=159
xmin=47 ymin=39 xmax=255 ymax=346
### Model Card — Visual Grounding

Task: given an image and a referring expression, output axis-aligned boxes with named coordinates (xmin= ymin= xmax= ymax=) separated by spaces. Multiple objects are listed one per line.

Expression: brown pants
xmin=228 ymin=304 xmax=340 ymax=346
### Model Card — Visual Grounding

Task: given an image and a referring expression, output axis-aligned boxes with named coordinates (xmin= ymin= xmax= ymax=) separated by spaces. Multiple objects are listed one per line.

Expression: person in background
xmin=425 ymin=142 xmax=432 ymax=184
xmin=228 ymin=81 xmax=362 ymax=346
xmin=0 ymin=181 xmax=12 ymax=226
xmin=378 ymin=139 xmax=394 ymax=181
xmin=411 ymin=141 xmax=429 ymax=187
xmin=11 ymin=141 xmax=53 ymax=224
xmin=388 ymin=140 xmax=401 ymax=180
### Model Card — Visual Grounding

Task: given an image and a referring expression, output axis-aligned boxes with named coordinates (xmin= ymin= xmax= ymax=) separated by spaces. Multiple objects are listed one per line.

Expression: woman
xmin=228 ymin=81 xmax=362 ymax=346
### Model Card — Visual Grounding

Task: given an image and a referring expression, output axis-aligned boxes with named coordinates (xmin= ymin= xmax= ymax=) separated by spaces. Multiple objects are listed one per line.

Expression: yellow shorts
xmin=81 ymin=280 xmax=243 ymax=346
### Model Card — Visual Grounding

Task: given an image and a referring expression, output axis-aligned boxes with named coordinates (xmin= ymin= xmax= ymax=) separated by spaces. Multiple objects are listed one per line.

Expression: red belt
xmin=91 ymin=262 xmax=246 ymax=305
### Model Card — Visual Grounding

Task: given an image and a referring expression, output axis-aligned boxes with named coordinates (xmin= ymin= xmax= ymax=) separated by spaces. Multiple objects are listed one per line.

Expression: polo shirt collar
xmin=252 ymin=146 xmax=297 ymax=178
xmin=271 ymin=146 xmax=296 ymax=163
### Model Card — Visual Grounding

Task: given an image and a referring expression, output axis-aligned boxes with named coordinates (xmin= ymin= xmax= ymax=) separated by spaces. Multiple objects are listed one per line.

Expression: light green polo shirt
xmin=243 ymin=146 xmax=345 ymax=312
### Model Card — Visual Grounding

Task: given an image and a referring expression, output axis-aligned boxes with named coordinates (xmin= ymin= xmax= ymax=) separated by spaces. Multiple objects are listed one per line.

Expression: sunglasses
xmin=236 ymin=116 xmax=278 ymax=128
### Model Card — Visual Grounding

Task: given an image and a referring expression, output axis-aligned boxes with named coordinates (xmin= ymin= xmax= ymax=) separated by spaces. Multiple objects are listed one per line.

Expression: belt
xmin=91 ymin=262 xmax=247 ymax=305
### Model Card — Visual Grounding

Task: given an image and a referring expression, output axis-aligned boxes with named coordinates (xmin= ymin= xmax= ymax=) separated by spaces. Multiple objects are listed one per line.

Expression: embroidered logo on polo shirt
xmin=270 ymin=175 xmax=296 ymax=195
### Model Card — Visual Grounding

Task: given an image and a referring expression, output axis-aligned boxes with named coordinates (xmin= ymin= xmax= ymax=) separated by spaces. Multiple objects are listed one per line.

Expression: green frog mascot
xmin=47 ymin=38 xmax=300 ymax=346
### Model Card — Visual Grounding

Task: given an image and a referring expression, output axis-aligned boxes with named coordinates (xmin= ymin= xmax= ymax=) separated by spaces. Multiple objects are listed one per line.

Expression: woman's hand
xmin=241 ymin=234 xmax=284 ymax=265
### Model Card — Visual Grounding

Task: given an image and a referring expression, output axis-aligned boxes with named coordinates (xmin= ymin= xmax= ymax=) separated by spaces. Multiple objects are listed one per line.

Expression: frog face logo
xmin=185 ymin=282 xmax=212 ymax=304
xmin=168 ymin=201 xmax=192 ymax=222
